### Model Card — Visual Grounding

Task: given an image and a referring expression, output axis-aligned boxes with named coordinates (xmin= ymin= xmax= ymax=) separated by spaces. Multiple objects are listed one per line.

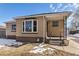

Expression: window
xmin=12 ymin=24 xmax=16 ymax=31
xmin=52 ymin=21 xmax=59 ymax=27
xmin=33 ymin=21 xmax=37 ymax=32
xmin=25 ymin=21 xmax=32 ymax=32
xmin=24 ymin=20 xmax=38 ymax=33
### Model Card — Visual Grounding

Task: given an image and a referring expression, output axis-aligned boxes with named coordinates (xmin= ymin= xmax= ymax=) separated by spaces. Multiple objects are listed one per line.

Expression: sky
xmin=0 ymin=3 xmax=79 ymax=26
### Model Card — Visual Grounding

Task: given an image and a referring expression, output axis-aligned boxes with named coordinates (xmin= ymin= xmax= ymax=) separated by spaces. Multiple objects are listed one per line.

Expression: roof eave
xmin=14 ymin=11 xmax=72 ymax=20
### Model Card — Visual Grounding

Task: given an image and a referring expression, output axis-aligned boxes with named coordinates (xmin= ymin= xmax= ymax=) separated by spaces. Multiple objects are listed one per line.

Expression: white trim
xmin=32 ymin=20 xmax=33 ymax=32
xmin=46 ymin=35 xmax=66 ymax=40
xmin=46 ymin=36 xmax=66 ymax=39
xmin=23 ymin=21 xmax=25 ymax=33
xmin=23 ymin=19 xmax=38 ymax=33
xmin=37 ymin=19 xmax=38 ymax=33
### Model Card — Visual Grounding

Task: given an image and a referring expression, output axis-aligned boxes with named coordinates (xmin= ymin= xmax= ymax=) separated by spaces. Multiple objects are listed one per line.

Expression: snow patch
xmin=0 ymin=45 xmax=6 ymax=48
xmin=0 ymin=38 xmax=23 ymax=47
xmin=73 ymin=34 xmax=79 ymax=37
xmin=38 ymin=44 xmax=47 ymax=47
xmin=30 ymin=46 xmax=47 ymax=53
xmin=30 ymin=44 xmax=55 ymax=54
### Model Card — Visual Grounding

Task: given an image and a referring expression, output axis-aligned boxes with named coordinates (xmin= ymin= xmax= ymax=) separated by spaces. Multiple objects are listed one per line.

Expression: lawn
xmin=0 ymin=43 xmax=77 ymax=56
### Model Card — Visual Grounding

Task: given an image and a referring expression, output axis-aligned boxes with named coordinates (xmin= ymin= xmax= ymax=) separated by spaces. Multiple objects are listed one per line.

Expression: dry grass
xmin=0 ymin=43 xmax=78 ymax=56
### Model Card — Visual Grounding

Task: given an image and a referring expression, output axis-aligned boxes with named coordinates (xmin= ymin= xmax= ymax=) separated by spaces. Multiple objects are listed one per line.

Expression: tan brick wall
xmin=16 ymin=16 xmax=45 ymax=38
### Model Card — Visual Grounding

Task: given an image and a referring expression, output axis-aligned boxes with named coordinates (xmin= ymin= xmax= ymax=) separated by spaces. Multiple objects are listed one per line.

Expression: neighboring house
xmin=0 ymin=25 xmax=6 ymax=38
xmin=5 ymin=12 xmax=71 ymax=45
xmin=5 ymin=20 xmax=16 ymax=39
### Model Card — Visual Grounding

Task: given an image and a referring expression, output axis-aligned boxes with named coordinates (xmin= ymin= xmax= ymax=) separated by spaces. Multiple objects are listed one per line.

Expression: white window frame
xmin=23 ymin=19 xmax=38 ymax=33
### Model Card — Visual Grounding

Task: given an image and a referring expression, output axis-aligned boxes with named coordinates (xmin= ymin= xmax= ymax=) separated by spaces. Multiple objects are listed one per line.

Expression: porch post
xmin=43 ymin=16 xmax=46 ymax=43
xmin=64 ymin=16 xmax=67 ymax=38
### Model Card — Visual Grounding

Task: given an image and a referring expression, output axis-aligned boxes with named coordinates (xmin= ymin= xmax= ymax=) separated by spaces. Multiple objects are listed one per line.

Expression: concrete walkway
xmin=50 ymin=37 xmax=79 ymax=55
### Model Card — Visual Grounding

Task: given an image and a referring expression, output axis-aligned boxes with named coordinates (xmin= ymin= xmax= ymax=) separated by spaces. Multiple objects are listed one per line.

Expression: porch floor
xmin=46 ymin=36 xmax=67 ymax=40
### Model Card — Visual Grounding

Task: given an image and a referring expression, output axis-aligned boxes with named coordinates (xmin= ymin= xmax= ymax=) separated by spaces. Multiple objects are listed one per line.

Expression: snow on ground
xmin=30 ymin=43 xmax=55 ymax=54
xmin=0 ymin=38 xmax=23 ymax=47
xmin=73 ymin=34 xmax=79 ymax=37
xmin=0 ymin=45 xmax=6 ymax=48
xmin=69 ymin=33 xmax=79 ymax=37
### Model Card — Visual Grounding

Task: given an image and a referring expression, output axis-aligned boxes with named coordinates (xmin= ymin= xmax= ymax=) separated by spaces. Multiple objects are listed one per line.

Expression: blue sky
xmin=0 ymin=3 xmax=78 ymax=26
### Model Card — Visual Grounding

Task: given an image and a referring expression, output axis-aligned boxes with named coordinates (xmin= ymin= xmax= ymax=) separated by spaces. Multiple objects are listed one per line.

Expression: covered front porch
xmin=44 ymin=15 xmax=68 ymax=45
xmin=44 ymin=15 xmax=67 ymax=40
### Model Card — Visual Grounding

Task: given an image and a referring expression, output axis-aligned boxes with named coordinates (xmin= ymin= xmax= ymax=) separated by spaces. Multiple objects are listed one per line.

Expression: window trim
xmin=23 ymin=19 xmax=38 ymax=33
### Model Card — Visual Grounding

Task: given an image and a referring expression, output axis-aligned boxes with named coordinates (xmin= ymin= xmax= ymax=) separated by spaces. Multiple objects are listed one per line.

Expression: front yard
xmin=0 ymin=43 xmax=78 ymax=56
xmin=0 ymin=38 xmax=78 ymax=56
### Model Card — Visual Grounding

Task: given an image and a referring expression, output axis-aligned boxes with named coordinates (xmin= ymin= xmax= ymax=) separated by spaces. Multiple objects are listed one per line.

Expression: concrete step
xmin=49 ymin=40 xmax=62 ymax=45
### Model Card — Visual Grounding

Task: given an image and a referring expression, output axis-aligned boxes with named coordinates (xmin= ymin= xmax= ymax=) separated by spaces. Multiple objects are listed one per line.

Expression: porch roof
xmin=4 ymin=20 xmax=16 ymax=24
xmin=0 ymin=25 xmax=6 ymax=29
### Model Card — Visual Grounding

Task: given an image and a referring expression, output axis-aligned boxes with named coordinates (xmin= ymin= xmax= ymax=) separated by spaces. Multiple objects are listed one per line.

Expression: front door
xmin=47 ymin=20 xmax=64 ymax=37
